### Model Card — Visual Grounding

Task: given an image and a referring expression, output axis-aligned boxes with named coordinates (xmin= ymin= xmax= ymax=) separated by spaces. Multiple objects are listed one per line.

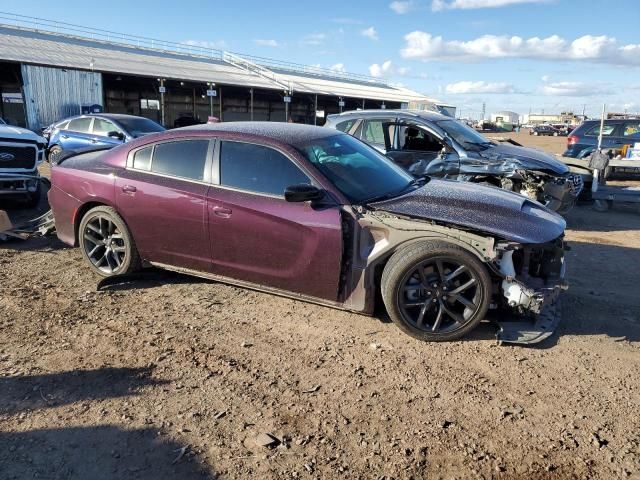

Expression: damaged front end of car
xmin=492 ymin=236 xmax=569 ymax=344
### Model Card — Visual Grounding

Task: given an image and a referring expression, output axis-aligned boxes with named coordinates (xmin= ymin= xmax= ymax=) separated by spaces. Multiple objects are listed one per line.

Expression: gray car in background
xmin=325 ymin=110 xmax=583 ymax=214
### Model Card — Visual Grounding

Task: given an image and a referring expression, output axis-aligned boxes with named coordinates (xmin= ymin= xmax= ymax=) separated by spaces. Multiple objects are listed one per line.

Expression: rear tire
xmin=78 ymin=206 xmax=141 ymax=277
xmin=381 ymin=240 xmax=491 ymax=342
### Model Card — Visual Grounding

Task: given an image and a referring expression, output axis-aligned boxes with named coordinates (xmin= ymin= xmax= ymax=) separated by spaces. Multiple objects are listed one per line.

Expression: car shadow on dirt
xmin=95 ymin=268 xmax=213 ymax=292
xmin=0 ymin=366 xmax=217 ymax=478
xmin=0 ymin=235 xmax=70 ymax=252
xmin=0 ymin=426 xmax=215 ymax=479
xmin=0 ymin=366 xmax=167 ymax=415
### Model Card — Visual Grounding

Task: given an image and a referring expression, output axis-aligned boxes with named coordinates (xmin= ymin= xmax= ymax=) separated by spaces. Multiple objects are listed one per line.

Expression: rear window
xmin=585 ymin=123 xmax=617 ymax=136
xmin=361 ymin=120 xmax=386 ymax=145
xmin=132 ymin=146 xmax=152 ymax=171
xmin=335 ymin=120 xmax=356 ymax=133
xmin=67 ymin=117 xmax=92 ymax=133
xmin=150 ymin=140 xmax=209 ymax=181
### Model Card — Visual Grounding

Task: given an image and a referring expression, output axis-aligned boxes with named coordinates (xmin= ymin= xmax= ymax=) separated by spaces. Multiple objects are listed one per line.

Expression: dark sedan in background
xmin=44 ymin=114 xmax=164 ymax=160
xmin=48 ymin=123 xmax=567 ymax=344
xmin=530 ymin=124 xmax=561 ymax=136
xmin=325 ymin=110 xmax=582 ymax=214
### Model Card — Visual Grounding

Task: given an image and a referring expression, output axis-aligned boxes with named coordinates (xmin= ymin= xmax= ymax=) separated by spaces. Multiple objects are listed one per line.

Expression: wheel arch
xmin=73 ymin=201 xmax=116 ymax=246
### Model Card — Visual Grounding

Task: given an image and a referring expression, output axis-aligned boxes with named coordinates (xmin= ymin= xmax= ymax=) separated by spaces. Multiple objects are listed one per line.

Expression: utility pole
xmin=207 ymin=82 xmax=216 ymax=117
xmin=481 ymin=102 xmax=486 ymax=120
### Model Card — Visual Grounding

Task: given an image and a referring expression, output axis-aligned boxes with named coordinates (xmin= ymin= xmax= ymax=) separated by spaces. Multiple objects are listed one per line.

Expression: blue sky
xmin=6 ymin=0 xmax=640 ymax=118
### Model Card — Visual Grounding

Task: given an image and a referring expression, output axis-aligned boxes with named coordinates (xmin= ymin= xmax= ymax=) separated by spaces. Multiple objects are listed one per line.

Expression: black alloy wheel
xmin=381 ymin=241 xmax=491 ymax=341
xmin=79 ymin=206 xmax=140 ymax=277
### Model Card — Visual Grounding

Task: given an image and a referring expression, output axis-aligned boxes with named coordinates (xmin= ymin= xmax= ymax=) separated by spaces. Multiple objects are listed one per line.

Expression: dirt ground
xmin=1 ymin=134 xmax=639 ymax=480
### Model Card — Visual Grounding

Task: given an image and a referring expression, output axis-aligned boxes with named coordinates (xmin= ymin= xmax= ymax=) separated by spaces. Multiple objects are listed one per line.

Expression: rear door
xmin=115 ymin=138 xmax=212 ymax=272
xmin=206 ymin=139 xmax=343 ymax=301
xmin=59 ymin=117 xmax=94 ymax=150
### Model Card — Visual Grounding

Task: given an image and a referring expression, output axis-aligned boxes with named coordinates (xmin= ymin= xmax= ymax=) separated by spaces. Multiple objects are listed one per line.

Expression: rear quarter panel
xmin=49 ymin=148 xmax=126 ymax=245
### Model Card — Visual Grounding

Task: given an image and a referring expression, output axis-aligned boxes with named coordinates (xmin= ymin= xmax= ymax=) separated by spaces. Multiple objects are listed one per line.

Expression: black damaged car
xmin=325 ymin=110 xmax=583 ymax=214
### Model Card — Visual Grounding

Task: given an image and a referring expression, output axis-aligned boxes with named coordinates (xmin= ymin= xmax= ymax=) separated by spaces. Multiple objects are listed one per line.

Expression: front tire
xmin=48 ymin=145 xmax=62 ymax=163
xmin=381 ymin=241 xmax=491 ymax=342
xmin=78 ymin=206 xmax=141 ymax=277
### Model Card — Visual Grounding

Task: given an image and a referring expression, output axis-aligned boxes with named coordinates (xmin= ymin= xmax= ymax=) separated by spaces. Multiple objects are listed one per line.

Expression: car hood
xmin=467 ymin=143 xmax=569 ymax=175
xmin=0 ymin=125 xmax=46 ymax=144
xmin=370 ymin=178 xmax=565 ymax=244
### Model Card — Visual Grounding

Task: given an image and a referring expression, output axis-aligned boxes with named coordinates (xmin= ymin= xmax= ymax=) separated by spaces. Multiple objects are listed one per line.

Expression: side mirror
xmin=284 ymin=184 xmax=324 ymax=203
xmin=108 ymin=131 xmax=125 ymax=140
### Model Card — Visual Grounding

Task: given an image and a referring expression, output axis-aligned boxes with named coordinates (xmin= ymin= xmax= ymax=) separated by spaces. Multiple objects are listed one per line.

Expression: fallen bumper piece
xmin=0 ymin=209 xmax=55 ymax=241
xmin=495 ymin=300 xmax=560 ymax=345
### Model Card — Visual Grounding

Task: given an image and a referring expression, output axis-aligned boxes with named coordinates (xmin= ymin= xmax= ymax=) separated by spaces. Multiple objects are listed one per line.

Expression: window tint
xmin=151 ymin=140 xmax=209 ymax=181
xmin=335 ymin=120 xmax=356 ymax=133
xmin=93 ymin=118 xmax=117 ymax=136
xmin=132 ymin=146 xmax=152 ymax=171
xmin=67 ymin=117 xmax=92 ymax=133
xmin=220 ymin=141 xmax=310 ymax=196
xmin=586 ymin=124 xmax=616 ymax=136
xmin=622 ymin=122 xmax=640 ymax=138
xmin=361 ymin=120 xmax=386 ymax=145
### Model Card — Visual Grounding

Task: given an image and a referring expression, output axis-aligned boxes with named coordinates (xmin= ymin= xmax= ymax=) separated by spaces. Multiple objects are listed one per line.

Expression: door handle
xmin=61 ymin=135 xmax=69 ymax=139
xmin=90 ymin=139 xmax=98 ymax=143
xmin=121 ymin=185 xmax=137 ymax=194
xmin=211 ymin=206 xmax=232 ymax=218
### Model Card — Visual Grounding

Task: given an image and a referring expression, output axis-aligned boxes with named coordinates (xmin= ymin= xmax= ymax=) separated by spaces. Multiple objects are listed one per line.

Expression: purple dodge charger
xmin=49 ymin=123 xmax=568 ymax=343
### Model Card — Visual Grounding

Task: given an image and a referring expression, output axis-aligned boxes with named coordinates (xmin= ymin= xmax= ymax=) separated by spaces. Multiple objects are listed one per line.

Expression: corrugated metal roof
xmin=0 ymin=25 xmax=433 ymax=104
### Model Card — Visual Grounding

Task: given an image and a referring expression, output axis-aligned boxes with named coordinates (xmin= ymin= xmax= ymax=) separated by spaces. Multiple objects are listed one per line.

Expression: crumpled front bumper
xmin=543 ymin=173 xmax=583 ymax=214
xmin=494 ymin=239 xmax=568 ymax=344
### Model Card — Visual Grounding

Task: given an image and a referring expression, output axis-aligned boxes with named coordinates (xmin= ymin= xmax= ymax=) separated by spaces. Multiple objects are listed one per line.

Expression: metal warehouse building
xmin=0 ymin=13 xmax=443 ymax=131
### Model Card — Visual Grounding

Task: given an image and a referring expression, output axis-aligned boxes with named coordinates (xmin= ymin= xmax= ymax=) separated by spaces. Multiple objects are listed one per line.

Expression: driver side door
xmin=206 ymin=139 xmax=344 ymax=301
xmin=386 ymin=121 xmax=460 ymax=177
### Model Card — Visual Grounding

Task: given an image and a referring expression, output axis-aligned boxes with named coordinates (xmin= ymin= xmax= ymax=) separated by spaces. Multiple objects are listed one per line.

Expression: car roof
xmin=329 ymin=109 xmax=451 ymax=122
xmin=178 ymin=122 xmax=342 ymax=144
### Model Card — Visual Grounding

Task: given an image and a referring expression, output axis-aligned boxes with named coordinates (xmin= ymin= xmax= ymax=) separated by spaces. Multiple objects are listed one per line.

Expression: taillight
xmin=567 ymin=135 xmax=579 ymax=146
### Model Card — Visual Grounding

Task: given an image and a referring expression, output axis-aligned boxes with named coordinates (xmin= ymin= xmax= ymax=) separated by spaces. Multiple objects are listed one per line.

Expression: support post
xmin=159 ymin=78 xmax=165 ymax=127
xmin=219 ymin=85 xmax=223 ymax=121
xmin=250 ymin=88 xmax=254 ymax=121
xmin=314 ymin=94 xmax=318 ymax=126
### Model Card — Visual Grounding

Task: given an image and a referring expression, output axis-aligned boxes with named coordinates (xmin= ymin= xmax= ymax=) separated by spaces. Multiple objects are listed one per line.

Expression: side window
xmin=151 ymin=140 xmax=209 ymax=181
xmin=586 ymin=124 xmax=616 ymax=137
xmin=67 ymin=117 xmax=93 ymax=133
xmin=132 ymin=146 xmax=153 ymax=171
xmin=93 ymin=118 xmax=117 ymax=136
xmin=335 ymin=120 xmax=355 ymax=133
xmin=397 ymin=125 xmax=443 ymax=152
xmin=361 ymin=120 xmax=386 ymax=145
xmin=622 ymin=122 xmax=640 ymax=138
xmin=220 ymin=141 xmax=310 ymax=196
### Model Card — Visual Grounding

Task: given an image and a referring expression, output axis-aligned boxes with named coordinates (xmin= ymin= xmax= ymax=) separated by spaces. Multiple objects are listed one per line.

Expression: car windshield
xmin=435 ymin=119 xmax=493 ymax=150
xmin=297 ymin=134 xmax=415 ymax=204
xmin=115 ymin=117 xmax=165 ymax=137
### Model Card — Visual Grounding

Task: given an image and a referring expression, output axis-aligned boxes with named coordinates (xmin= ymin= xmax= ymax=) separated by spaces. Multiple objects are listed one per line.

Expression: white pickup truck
xmin=0 ymin=122 xmax=47 ymax=206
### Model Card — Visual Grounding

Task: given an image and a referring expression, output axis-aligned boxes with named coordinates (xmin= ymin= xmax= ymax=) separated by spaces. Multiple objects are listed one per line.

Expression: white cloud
xmin=361 ymin=27 xmax=379 ymax=41
xmin=369 ymin=60 xmax=411 ymax=78
xmin=432 ymin=0 xmax=549 ymax=11
xmin=181 ymin=39 xmax=228 ymax=50
xmin=445 ymin=81 xmax=516 ymax=94
xmin=390 ymin=1 xmax=414 ymax=14
xmin=302 ymin=33 xmax=327 ymax=46
xmin=400 ymin=32 xmax=640 ymax=66
xmin=539 ymin=82 xmax=612 ymax=96
xmin=254 ymin=39 xmax=279 ymax=47
xmin=330 ymin=63 xmax=347 ymax=73
xmin=541 ymin=75 xmax=550 ymax=82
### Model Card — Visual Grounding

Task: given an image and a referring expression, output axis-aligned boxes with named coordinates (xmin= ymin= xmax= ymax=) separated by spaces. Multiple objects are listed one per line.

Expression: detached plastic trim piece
xmin=495 ymin=300 xmax=560 ymax=345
